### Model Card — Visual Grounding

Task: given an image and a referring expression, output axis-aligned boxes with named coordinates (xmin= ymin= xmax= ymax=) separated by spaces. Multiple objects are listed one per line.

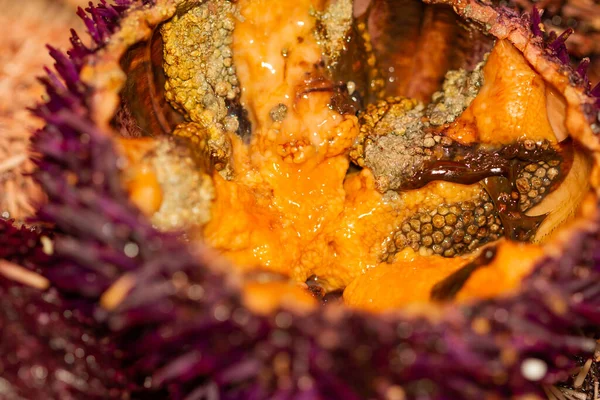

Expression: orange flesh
xmin=119 ymin=138 xmax=163 ymax=215
xmin=204 ymin=0 xmax=367 ymax=287
xmin=445 ymin=39 xmax=558 ymax=145
xmin=123 ymin=2 xmax=564 ymax=312
xmin=344 ymin=241 xmax=544 ymax=312
xmin=243 ymin=281 xmax=317 ymax=315
xmin=343 ymin=254 xmax=471 ymax=312
xmin=204 ymin=0 xmax=494 ymax=291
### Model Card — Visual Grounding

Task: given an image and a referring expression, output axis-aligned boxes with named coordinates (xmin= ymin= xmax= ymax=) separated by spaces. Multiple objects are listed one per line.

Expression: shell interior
xmin=101 ymin=0 xmax=600 ymax=313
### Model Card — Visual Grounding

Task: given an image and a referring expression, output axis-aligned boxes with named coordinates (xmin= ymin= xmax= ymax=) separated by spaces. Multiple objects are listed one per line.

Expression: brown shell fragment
xmin=358 ymin=0 xmax=495 ymax=101
xmin=117 ymin=27 xmax=184 ymax=138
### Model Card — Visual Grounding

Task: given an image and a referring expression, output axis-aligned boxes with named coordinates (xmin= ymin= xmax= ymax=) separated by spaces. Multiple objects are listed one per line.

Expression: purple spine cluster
xmin=529 ymin=7 xmax=600 ymax=124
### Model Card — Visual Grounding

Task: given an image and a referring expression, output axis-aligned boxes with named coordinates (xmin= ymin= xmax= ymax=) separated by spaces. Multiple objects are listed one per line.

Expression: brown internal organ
xmin=352 ymin=38 xmax=573 ymax=195
xmin=375 ymin=139 xmax=569 ymax=250
xmin=382 ymin=143 xmax=568 ymax=258
xmin=385 ymin=139 xmax=566 ymax=192
xmin=349 ymin=38 xmax=576 ymax=253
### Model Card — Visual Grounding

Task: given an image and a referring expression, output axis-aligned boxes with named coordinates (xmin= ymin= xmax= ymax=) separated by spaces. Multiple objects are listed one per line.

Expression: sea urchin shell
xmin=2 ymin=0 xmax=600 ymax=399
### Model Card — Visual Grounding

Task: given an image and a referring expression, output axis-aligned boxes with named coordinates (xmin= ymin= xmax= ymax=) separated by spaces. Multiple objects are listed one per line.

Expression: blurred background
xmin=0 ymin=0 xmax=87 ymax=221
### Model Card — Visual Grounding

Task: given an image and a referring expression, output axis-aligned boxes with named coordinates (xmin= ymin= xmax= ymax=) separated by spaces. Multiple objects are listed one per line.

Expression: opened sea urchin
xmin=2 ymin=0 xmax=600 ymax=398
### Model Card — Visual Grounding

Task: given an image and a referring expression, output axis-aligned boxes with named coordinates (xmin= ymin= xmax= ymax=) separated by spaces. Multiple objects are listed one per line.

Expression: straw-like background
xmin=0 ymin=0 xmax=86 ymax=221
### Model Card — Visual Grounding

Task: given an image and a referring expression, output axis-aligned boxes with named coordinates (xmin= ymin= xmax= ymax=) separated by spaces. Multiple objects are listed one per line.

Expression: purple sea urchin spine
xmin=0 ymin=219 xmax=49 ymax=267
xmin=0 ymin=280 xmax=131 ymax=399
xmin=2 ymin=0 xmax=600 ymax=399
xmin=528 ymin=6 xmax=600 ymax=127
xmin=530 ymin=7 xmax=544 ymax=37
